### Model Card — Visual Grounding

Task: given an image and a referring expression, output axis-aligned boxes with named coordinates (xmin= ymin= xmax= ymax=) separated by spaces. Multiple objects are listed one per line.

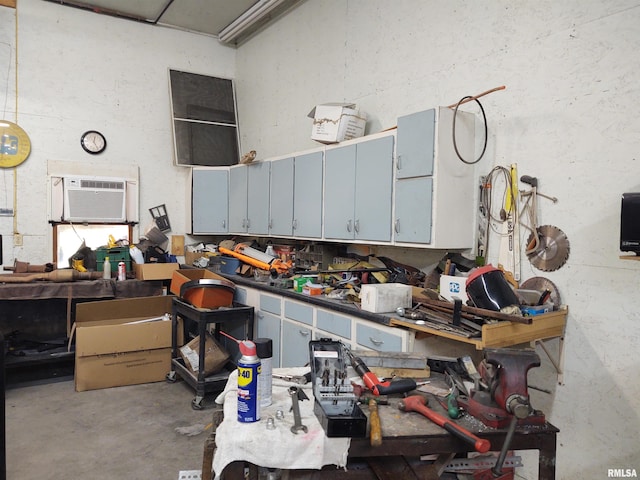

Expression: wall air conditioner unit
xmin=63 ymin=176 xmax=127 ymax=223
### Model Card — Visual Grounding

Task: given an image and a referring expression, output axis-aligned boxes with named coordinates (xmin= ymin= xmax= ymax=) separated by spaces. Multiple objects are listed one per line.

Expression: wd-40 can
xmin=237 ymin=340 xmax=261 ymax=423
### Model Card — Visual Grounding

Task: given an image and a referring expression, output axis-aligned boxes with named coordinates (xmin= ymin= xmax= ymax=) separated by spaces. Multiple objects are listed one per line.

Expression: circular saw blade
xmin=526 ymin=225 xmax=570 ymax=271
xmin=520 ymin=276 xmax=562 ymax=306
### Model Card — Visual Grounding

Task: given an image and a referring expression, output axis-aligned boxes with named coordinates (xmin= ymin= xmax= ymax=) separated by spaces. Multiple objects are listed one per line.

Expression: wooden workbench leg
xmin=203 ymin=408 xmax=224 ymax=480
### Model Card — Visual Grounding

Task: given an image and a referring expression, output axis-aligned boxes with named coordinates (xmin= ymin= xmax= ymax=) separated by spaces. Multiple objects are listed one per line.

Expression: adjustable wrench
xmin=288 ymin=386 xmax=308 ymax=434
xmin=273 ymin=371 xmax=312 ymax=385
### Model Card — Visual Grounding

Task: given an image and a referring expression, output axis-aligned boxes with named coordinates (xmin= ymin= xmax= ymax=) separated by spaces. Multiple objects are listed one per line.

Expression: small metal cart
xmin=166 ymin=297 xmax=254 ymax=409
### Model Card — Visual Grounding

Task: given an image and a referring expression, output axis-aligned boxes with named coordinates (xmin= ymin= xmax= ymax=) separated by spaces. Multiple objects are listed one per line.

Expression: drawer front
xmin=316 ymin=310 xmax=351 ymax=339
xmin=260 ymin=294 xmax=281 ymax=315
xmin=356 ymin=323 xmax=403 ymax=351
xmin=284 ymin=300 xmax=313 ymax=326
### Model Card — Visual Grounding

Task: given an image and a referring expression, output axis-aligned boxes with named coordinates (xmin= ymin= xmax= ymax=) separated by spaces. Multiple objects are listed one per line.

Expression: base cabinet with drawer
xmin=235 ymin=286 xmax=415 ymax=368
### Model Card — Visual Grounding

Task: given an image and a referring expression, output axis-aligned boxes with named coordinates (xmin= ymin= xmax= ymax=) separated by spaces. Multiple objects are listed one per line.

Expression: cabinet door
xmin=354 ymin=136 xmax=394 ymax=242
xmin=191 ymin=168 xmax=228 ymax=234
xmin=281 ymin=319 xmax=312 ymax=367
xmin=394 ymin=176 xmax=433 ymax=243
xmin=269 ymin=157 xmax=294 ymax=236
xmin=324 ymin=144 xmax=356 ymax=240
xmin=247 ymin=162 xmax=271 ymax=235
xmin=257 ymin=311 xmax=281 ymax=367
xmin=293 ymin=151 xmax=323 ymax=238
xmin=396 ymin=109 xmax=435 ymax=179
xmin=228 ymin=165 xmax=248 ymax=233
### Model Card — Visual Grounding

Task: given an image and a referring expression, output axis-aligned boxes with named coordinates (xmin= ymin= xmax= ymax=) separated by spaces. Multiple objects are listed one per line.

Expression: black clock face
xmin=81 ymin=130 xmax=106 ymax=154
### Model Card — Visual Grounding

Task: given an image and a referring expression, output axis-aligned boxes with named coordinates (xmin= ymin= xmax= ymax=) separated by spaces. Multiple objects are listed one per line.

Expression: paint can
xmin=237 ymin=340 xmax=261 ymax=423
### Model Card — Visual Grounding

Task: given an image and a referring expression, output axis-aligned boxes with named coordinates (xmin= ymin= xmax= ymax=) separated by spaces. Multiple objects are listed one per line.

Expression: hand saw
xmin=497 ymin=163 xmax=521 ymax=282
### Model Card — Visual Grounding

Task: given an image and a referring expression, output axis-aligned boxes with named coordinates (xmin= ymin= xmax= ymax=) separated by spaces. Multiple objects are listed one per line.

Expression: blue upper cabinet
xmin=269 ymin=157 xmax=294 ymax=237
xmin=396 ymin=108 xmax=435 ymax=179
xmin=293 ymin=151 xmax=323 ymax=238
xmin=324 ymin=135 xmax=393 ymax=242
xmin=191 ymin=168 xmax=229 ymax=234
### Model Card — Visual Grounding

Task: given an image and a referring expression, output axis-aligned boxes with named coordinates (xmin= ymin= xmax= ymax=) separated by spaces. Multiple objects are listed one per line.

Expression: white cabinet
xmin=394 ymin=107 xmax=476 ymax=248
xmin=229 ymin=163 xmax=271 ymax=234
xmin=324 ymin=134 xmax=394 ymax=242
xmin=238 ymin=286 xmax=414 ymax=368
xmin=190 ymin=167 xmax=229 ymax=234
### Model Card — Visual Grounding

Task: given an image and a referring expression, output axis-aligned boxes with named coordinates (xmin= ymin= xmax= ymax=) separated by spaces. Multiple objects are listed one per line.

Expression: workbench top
xmin=220 ymin=272 xmax=397 ymax=326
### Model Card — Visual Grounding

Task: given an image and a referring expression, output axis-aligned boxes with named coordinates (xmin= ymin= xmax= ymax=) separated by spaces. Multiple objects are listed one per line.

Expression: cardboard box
xmin=170 ymin=269 xmax=236 ymax=309
xmin=308 ymin=103 xmax=367 ymax=144
xmin=134 ymin=262 xmax=179 ymax=280
xmin=184 ymin=251 xmax=207 ymax=266
xmin=179 ymin=333 xmax=229 ymax=376
xmin=74 ymin=295 xmax=174 ymax=392
xmin=439 ymin=275 xmax=470 ymax=303
xmin=360 ymin=283 xmax=412 ymax=313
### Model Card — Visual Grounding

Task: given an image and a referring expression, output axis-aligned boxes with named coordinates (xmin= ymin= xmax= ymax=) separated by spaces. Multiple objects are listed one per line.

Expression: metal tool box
xmin=308 ymin=339 xmax=367 ymax=437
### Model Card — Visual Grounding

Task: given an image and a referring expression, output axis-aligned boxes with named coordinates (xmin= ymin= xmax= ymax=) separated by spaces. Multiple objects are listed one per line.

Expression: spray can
xmin=255 ymin=338 xmax=273 ymax=408
xmin=237 ymin=339 xmax=261 ymax=423
xmin=117 ymin=261 xmax=126 ymax=281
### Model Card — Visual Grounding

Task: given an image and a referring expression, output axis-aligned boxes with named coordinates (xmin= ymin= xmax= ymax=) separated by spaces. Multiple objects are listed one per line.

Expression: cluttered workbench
xmin=206 ymin=366 xmax=558 ymax=480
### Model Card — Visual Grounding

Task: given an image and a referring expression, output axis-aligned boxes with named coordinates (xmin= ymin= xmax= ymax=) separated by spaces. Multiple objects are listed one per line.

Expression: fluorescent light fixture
xmin=218 ymin=0 xmax=291 ymax=45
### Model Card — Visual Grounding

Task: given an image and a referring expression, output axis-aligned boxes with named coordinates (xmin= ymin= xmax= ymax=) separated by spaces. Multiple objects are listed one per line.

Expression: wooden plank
xmin=390 ymin=309 xmax=567 ymax=351
xmin=481 ymin=309 xmax=567 ymax=348
xmin=0 ymin=0 xmax=16 ymax=8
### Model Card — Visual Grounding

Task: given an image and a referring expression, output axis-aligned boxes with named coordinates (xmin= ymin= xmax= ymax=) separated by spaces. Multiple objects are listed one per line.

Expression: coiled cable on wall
xmin=452 ymin=95 xmax=488 ymax=165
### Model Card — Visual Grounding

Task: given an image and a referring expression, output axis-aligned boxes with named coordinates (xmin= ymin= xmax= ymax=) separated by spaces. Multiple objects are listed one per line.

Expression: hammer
xmin=398 ymin=395 xmax=490 ymax=453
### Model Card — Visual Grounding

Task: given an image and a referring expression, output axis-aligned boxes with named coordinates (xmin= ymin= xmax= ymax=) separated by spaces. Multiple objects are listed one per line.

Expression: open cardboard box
xmin=170 ymin=268 xmax=235 ymax=309
xmin=74 ymin=295 xmax=175 ymax=392
xmin=134 ymin=262 xmax=179 ymax=280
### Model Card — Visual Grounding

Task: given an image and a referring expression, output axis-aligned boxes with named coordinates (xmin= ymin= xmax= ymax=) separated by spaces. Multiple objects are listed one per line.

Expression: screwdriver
xmin=346 ymin=349 xmax=418 ymax=396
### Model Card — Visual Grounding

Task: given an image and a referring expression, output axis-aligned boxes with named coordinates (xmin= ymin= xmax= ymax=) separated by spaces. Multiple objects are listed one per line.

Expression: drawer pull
xmin=369 ymin=337 xmax=383 ymax=346
xmin=299 ymin=330 xmax=310 ymax=337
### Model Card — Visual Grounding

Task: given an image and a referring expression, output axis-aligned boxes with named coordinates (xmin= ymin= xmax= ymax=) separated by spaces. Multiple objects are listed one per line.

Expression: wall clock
xmin=0 ymin=120 xmax=31 ymax=168
xmin=81 ymin=130 xmax=107 ymax=154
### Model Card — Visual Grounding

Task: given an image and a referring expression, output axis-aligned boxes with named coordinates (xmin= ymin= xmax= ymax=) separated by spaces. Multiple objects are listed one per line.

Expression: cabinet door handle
xmin=299 ymin=330 xmax=310 ymax=337
xmin=369 ymin=337 xmax=383 ymax=346
xmin=346 ymin=219 xmax=352 ymax=232
xmin=268 ymin=219 xmax=272 ymax=229
xmin=397 ymin=154 xmax=402 ymax=170
xmin=293 ymin=219 xmax=298 ymax=230
xmin=246 ymin=218 xmax=250 ymax=229
xmin=257 ymin=312 xmax=264 ymax=319
xmin=354 ymin=219 xmax=360 ymax=233
xmin=394 ymin=219 xmax=400 ymax=233
xmin=222 ymin=219 xmax=226 ymax=229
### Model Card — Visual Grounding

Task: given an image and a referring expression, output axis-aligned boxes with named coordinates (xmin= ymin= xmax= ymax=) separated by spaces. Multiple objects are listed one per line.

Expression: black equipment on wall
xmin=1 ymin=332 xmax=5 ymax=480
xmin=620 ymin=193 xmax=640 ymax=255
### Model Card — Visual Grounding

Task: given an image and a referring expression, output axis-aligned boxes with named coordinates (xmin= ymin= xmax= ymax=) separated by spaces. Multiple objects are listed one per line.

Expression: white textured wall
xmin=1 ymin=0 xmax=639 ymax=478
xmin=0 ymin=0 xmax=235 ymax=261
xmin=233 ymin=0 xmax=640 ymax=478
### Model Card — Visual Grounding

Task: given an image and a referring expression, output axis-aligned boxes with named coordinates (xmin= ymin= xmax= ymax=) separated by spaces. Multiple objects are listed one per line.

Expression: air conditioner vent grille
xmin=80 ymin=179 xmax=125 ymax=190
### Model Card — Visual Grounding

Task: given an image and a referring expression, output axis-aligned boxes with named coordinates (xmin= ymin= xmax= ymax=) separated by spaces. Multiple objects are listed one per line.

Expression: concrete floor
xmin=6 ymin=378 xmax=215 ymax=480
